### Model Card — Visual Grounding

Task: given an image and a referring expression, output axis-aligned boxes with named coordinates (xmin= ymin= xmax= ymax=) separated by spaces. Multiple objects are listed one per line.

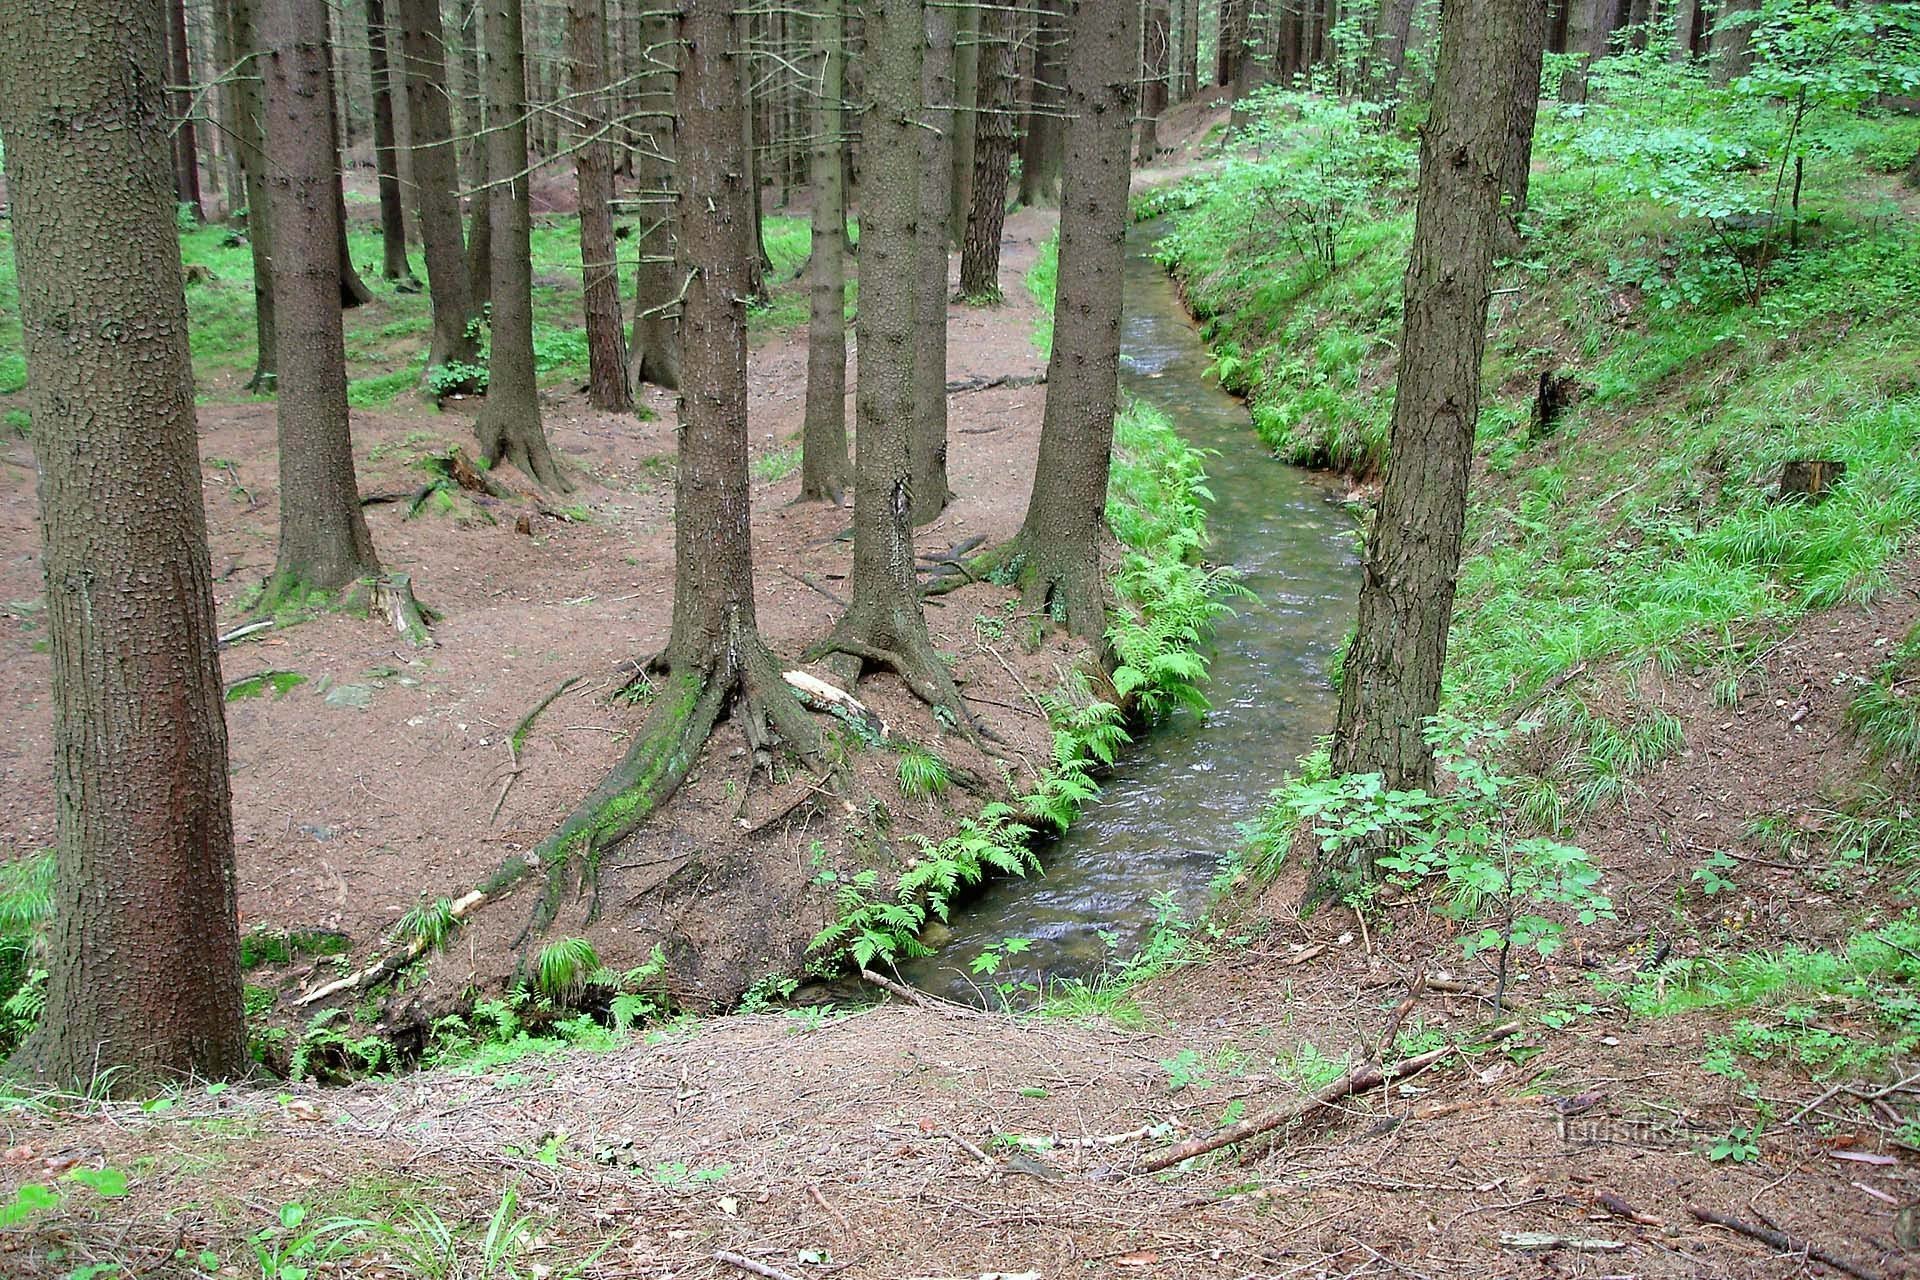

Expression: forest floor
xmin=6 ymin=99 xmax=1920 ymax=1277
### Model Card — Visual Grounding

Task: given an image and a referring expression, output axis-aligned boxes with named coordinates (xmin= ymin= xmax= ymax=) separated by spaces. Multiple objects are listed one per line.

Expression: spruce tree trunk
xmin=263 ymin=0 xmax=384 ymax=598
xmin=1502 ymin=0 xmax=1549 ymax=229
xmin=800 ymin=0 xmax=851 ymax=503
xmin=367 ymin=0 xmax=414 ymax=282
xmin=569 ymin=0 xmax=634 ymax=412
xmin=474 ymin=0 xmax=572 ymax=490
xmin=1377 ymin=0 xmax=1418 ymax=96
xmin=1139 ymin=0 xmax=1170 ymax=163
xmin=739 ymin=8 xmax=772 ymax=300
xmin=1560 ymin=0 xmax=1602 ymax=100
xmin=1007 ymin=0 xmax=1139 ymax=641
xmin=1179 ymin=0 xmax=1200 ymax=98
xmin=1217 ymin=0 xmax=1246 ymax=84
xmin=960 ymin=0 xmax=1017 ymax=301
xmin=1711 ymin=0 xmax=1756 ymax=83
xmin=812 ymin=0 xmax=976 ymax=723
xmin=229 ymin=0 xmax=279 ymax=389
xmin=169 ymin=0 xmax=207 ymax=219
xmin=950 ymin=3 xmax=979 ymax=247
xmin=398 ymin=0 xmax=483 ymax=378
xmin=1020 ymin=0 xmax=1067 ymax=205
xmin=1329 ymin=0 xmax=1524 ymax=826
xmin=324 ymin=40 xmax=376 ymax=310
xmin=463 ymin=0 xmax=494 ymax=309
xmin=1671 ymin=0 xmax=1701 ymax=60
xmin=628 ymin=8 xmax=683 ymax=390
xmin=0 ymin=0 xmax=246 ymax=1093
xmin=910 ymin=0 xmax=956 ymax=525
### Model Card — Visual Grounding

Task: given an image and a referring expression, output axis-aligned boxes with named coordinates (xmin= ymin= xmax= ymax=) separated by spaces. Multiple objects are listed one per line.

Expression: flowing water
xmin=899 ymin=225 xmax=1362 ymax=1001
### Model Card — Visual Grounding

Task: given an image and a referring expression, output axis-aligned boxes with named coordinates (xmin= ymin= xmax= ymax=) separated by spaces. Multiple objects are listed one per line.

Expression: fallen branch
xmin=944 ymin=372 xmax=1045 ymax=394
xmin=1687 ymin=1205 xmax=1882 ymax=1280
xmin=860 ymin=967 xmax=936 ymax=1011
xmin=712 ymin=1251 xmax=805 ymax=1280
xmin=294 ymin=888 xmax=488 ymax=1007
xmin=784 ymin=669 xmax=888 ymax=740
xmin=779 ymin=566 xmax=848 ymax=607
xmin=1587 ymin=1188 xmax=1665 ymax=1228
xmin=217 ymin=619 xmax=275 ymax=647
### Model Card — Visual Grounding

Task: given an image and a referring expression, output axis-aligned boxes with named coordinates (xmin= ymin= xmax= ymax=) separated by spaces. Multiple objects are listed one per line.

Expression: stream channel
xmin=898 ymin=224 xmax=1363 ymax=1003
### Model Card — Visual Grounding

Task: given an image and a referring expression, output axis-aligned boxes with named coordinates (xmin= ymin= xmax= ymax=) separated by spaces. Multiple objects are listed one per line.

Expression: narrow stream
xmin=899 ymin=224 xmax=1362 ymax=1002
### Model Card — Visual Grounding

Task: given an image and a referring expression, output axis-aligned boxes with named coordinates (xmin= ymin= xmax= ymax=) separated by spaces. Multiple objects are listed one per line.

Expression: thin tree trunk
xmin=0 ymin=0 xmax=245 ymax=1093
xmin=367 ymin=0 xmax=414 ymax=282
xmin=1020 ymin=0 xmax=1067 ymax=205
xmin=960 ymin=0 xmax=1017 ymax=301
xmin=1179 ymin=0 xmax=1200 ymax=96
xmin=326 ymin=38 xmax=377 ymax=308
xmin=263 ymin=0 xmax=384 ymax=598
xmin=398 ymin=0 xmax=483 ymax=378
xmin=1005 ymin=0 xmax=1139 ymax=641
xmin=228 ymin=0 xmax=279 ymax=389
xmin=1139 ymin=0 xmax=1170 ymax=163
xmin=169 ymin=0 xmax=207 ymax=219
xmin=950 ymin=1 xmax=980 ymax=247
xmin=911 ymin=0 xmax=956 ymax=524
xmin=474 ymin=0 xmax=571 ymax=490
xmin=800 ymin=0 xmax=850 ymax=503
xmin=569 ymin=0 xmax=633 ymax=411
xmin=1328 ymin=0 xmax=1525 ymax=831
xmin=628 ymin=7 xmax=683 ymax=390
xmin=812 ymin=0 xmax=975 ymax=724
xmin=739 ymin=7 xmax=772 ymax=300
xmin=462 ymin=0 xmax=494 ymax=307
xmin=1502 ymin=0 xmax=1549 ymax=232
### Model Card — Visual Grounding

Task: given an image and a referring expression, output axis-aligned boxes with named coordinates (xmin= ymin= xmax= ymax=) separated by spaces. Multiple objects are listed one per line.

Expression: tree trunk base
xmin=475 ymin=410 xmax=574 ymax=493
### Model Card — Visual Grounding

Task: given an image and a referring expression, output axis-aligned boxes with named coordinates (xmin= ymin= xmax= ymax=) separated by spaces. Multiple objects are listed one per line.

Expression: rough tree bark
xmin=1020 ymin=0 xmax=1067 ymax=205
xmin=325 ymin=38 xmax=377 ymax=309
xmin=1139 ymin=0 xmax=1170 ymax=163
xmin=569 ymin=0 xmax=634 ymax=412
xmin=1501 ymin=0 xmax=1550 ymax=237
xmin=910 ymin=0 xmax=957 ymax=525
xmin=739 ymin=7 xmax=772 ymax=301
xmin=367 ymin=0 xmax=415 ymax=283
xmin=1328 ymin=0 xmax=1526 ymax=849
xmin=995 ymin=0 xmax=1140 ymax=641
xmin=228 ymin=0 xmax=279 ymax=389
xmin=1711 ymin=0 xmax=1757 ymax=83
xmin=169 ymin=0 xmax=207 ymax=219
xmin=950 ymin=4 xmax=979 ymax=247
xmin=1671 ymin=0 xmax=1702 ymax=60
xmin=512 ymin=0 xmax=823 ymax=937
xmin=1179 ymin=0 xmax=1200 ymax=98
xmin=473 ymin=0 xmax=572 ymax=490
xmin=800 ymin=0 xmax=850 ymax=503
xmin=959 ymin=0 xmax=1017 ymax=301
xmin=809 ymin=0 xmax=976 ymax=724
xmin=398 ymin=0 xmax=483 ymax=379
xmin=0 ymin=0 xmax=247 ymax=1093
xmin=1376 ymin=0 xmax=1419 ymax=97
xmin=1559 ymin=0 xmax=1605 ymax=101
xmin=629 ymin=7 xmax=684 ymax=390
xmin=263 ymin=0 xmax=384 ymax=600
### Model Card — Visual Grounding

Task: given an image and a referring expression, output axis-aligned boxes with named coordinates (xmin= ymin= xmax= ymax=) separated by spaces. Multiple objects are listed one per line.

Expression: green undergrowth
xmin=809 ymin=399 xmax=1240 ymax=974
xmin=0 ymin=851 xmax=52 ymax=1058
xmin=1158 ymin=60 xmax=1920 ymax=839
xmin=0 ymin=211 xmax=835 ymax=415
xmin=1025 ymin=232 xmax=1058 ymax=355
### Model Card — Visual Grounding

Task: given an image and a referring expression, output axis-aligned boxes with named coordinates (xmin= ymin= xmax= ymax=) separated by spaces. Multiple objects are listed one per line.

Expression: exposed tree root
xmin=922 ymin=531 xmax=1107 ymax=645
xmin=475 ymin=416 xmax=575 ymax=494
xmin=806 ymin=605 xmax=1004 ymax=751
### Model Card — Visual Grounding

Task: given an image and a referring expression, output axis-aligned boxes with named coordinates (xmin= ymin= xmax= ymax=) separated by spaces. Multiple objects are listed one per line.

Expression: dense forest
xmin=1 ymin=0 xmax=1919 ymax=1274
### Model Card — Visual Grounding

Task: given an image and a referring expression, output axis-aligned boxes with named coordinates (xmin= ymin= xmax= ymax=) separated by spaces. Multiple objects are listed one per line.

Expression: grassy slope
xmin=1156 ymin=66 xmax=1920 ymax=827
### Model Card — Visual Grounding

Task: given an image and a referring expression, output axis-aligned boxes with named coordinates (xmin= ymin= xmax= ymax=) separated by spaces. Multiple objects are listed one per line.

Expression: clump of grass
xmin=895 ymin=745 xmax=951 ymax=801
xmin=1025 ymin=232 xmax=1058 ymax=355
xmin=533 ymin=936 xmax=601 ymax=1000
xmin=750 ymin=445 xmax=801 ymax=484
xmin=1847 ymin=623 xmax=1920 ymax=770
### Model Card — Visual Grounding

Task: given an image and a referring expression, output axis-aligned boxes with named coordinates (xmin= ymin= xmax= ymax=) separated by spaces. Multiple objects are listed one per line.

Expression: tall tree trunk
xmin=801 ymin=0 xmax=850 ymax=503
xmin=1001 ymin=0 xmax=1139 ymax=641
xmin=1377 ymin=0 xmax=1418 ymax=96
xmin=367 ymin=0 xmax=413 ymax=282
xmin=811 ymin=0 xmax=974 ymax=725
xmin=513 ymin=0 xmax=824 ymax=937
xmin=326 ymin=39 xmax=377 ymax=308
xmin=1501 ymin=0 xmax=1549 ymax=232
xmin=1020 ymin=0 xmax=1067 ymax=205
xmin=911 ymin=0 xmax=956 ymax=525
xmin=960 ymin=0 xmax=1017 ymax=301
xmin=0 ymin=0 xmax=245 ymax=1093
xmin=1179 ymin=0 xmax=1200 ymax=96
xmin=629 ymin=7 xmax=683 ymax=390
xmin=1139 ymin=0 xmax=1170 ymax=163
xmin=1217 ymin=0 xmax=1246 ymax=83
xmin=169 ymin=0 xmax=207 ymax=219
xmin=1670 ymin=0 xmax=1701 ymax=59
xmin=950 ymin=2 xmax=980 ymax=246
xmin=569 ymin=0 xmax=633 ymax=412
xmin=462 ymin=0 xmax=494 ymax=308
xmin=263 ymin=0 xmax=384 ymax=599
xmin=228 ymin=0 xmax=279 ymax=389
xmin=739 ymin=8 xmax=772 ymax=300
xmin=1711 ymin=0 xmax=1756 ymax=83
xmin=1328 ymin=0 xmax=1524 ymax=834
xmin=398 ymin=0 xmax=482 ymax=379
xmin=474 ymin=0 xmax=571 ymax=490
xmin=1560 ymin=0 xmax=1602 ymax=100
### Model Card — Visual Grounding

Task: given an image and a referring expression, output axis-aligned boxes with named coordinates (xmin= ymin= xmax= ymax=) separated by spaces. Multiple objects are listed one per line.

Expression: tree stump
xmin=1778 ymin=459 xmax=1846 ymax=503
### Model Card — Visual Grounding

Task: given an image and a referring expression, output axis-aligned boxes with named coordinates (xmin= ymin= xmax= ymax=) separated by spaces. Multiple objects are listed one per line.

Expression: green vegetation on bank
xmin=1155 ymin=41 xmax=1920 ymax=1081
